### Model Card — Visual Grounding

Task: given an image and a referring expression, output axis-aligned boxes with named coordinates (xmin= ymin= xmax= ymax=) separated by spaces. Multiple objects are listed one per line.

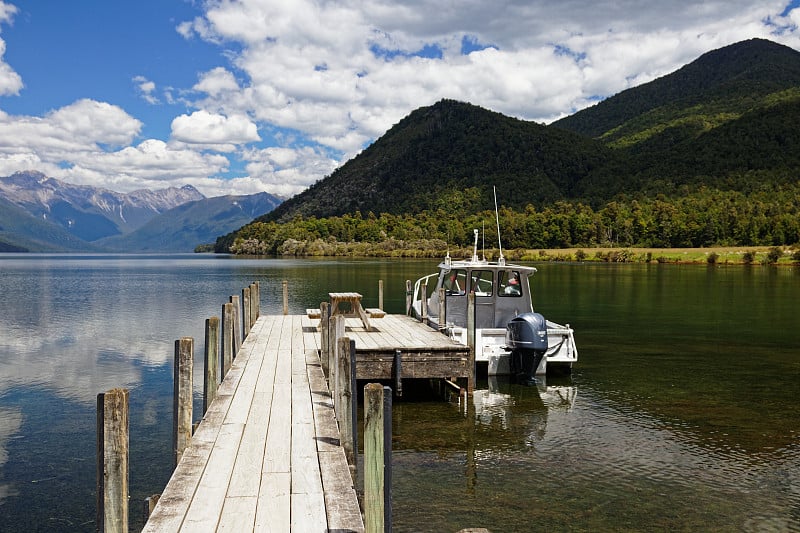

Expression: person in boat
xmin=504 ymin=273 xmax=521 ymax=295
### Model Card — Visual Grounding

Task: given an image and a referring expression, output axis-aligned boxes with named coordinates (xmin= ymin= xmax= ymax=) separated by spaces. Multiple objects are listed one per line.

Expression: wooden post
xmin=466 ymin=292 xmax=476 ymax=395
xmin=242 ymin=286 xmax=251 ymax=339
xmin=173 ymin=337 xmax=193 ymax=468
xmin=405 ymin=280 xmax=412 ymax=315
xmin=378 ymin=279 xmax=384 ymax=310
xmin=203 ymin=317 xmax=219 ymax=414
xmin=254 ymin=281 xmax=261 ymax=320
xmin=97 ymin=388 xmax=129 ymax=533
xmin=364 ymin=383 xmax=392 ymax=533
xmin=282 ymin=279 xmax=288 ymax=315
xmin=329 ymin=314 xmax=345 ymax=385
xmin=320 ymin=302 xmax=330 ymax=377
xmin=143 ymin=494 xmax=160 ymax=523
xmin=337 ymin=337 xmax=357 ymax=478
xmin=438 ymin=287 xmax=446 ymax=331
xmin=221 ymin=302 xmax=234 ymax=376
xmin=393 ymin=350 xmax=403 ymax=397
xmin=230 ymin=295 xmax=242 ymax=356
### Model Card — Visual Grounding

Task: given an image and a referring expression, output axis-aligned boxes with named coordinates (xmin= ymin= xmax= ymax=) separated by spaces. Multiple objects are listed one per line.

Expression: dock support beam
xmin=405 ymin=280 xmax=412 ymax=315
xmin=221 ymin=302 xmax=234 ymax=375
xmin=378 ymin=279 xmax=384 ymax=310
xmin=203 ymin=317 xmax=219 ymax=414
xmin=230 ymin=295 xmax=242 ymax=356
xmin=97 ymin=388 xmax=129 ymax=533
xmin=467 ymin=293 xmax=476 ymax=395
xmin=393 ymin=349 xmax=403 ymax=397
xmin=364 ymin=383 xmax=392 ymax=533
xmin=438 ymin=288 xmax=446 ymax=331
xmin=242 ymin=286 xmax=251 ymax=338
xmin=282 ymin=280 xmax=289 ymax=315
xmin=337 ymin=337 xmax=358 ymax=479
xmin=173 ymin=337 xmax=193 ymax=467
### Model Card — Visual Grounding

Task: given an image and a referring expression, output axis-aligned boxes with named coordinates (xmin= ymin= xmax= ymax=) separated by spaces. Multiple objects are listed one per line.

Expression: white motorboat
xmin=408 ymin=230 xmax=578 ymax=380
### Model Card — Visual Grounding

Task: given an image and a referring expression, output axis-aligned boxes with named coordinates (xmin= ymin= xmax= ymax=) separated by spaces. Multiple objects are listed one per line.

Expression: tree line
xmin=216 ymin=183 xmax=800 ymax=255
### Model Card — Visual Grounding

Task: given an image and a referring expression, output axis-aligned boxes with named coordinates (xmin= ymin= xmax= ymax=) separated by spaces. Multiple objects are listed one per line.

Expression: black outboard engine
xmin=506 ymin=312 xmax=549 ymax=383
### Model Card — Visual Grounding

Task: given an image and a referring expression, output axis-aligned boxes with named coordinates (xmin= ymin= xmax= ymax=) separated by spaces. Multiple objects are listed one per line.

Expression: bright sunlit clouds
xmin=0 ymin=0 xmax=798 ymax=197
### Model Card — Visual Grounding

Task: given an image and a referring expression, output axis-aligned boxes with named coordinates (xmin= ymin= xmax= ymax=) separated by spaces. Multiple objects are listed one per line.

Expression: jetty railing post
xmin=337 ymin=337 xmax=358 ymax=479
xmin=282 ymin=280 xmax=288 ymax=315
xmin=97 ymin=388 xmax=129 ymax=533
xmin=173 ymin=337 xmax=193 ymax=468
xmin=221 ymin=302 xmax=234 ymax=376
xmin=438 ymin=287 xmax=446 ymax=331
xmin=204 ymin=317 xmax=220 ymax=414
xmin=466 ymin=293 xmax=476 ymax=395
xmin=378 ymin=279 xmax=384 ymax=310
xmin=143 ymin=494 xmax=160 ymax=524
xmin=320 ymin=302 xmax=330 ymax=377
xmin=230 ymin=295 xmax=242 ymax=355
xmin=364 ymin=383 xmax=392 ymax=533
xmin=251 ymin=281 xmax=260 ymax=325
xmin=242 ymin=286 xmax=252 ymax=339
xmin=329 ymin=314 xmax=345 ymax=384
xmin=420 ymin=280 xmax=428 ymax=323
xmin=405 ymin=280 xmax=412 ymax=315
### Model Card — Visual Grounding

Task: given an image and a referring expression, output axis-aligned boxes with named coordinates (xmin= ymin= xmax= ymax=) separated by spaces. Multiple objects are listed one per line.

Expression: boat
xmin=408 ymin=229 xmax=578 ymax=381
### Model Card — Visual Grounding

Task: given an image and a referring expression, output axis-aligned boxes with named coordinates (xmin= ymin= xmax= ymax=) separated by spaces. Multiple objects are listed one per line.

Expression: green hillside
xmin=218 ymin=38 xmax=800 ymax=254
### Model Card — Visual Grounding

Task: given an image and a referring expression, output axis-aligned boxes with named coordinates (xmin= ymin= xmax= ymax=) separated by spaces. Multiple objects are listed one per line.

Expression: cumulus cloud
xmin=170 ymin=110 xmax=261 ymax=151
xmin=0 ymin=1 xmax=22 ymax=96
xmin=2 ymin=0 xmax=800 ymax=198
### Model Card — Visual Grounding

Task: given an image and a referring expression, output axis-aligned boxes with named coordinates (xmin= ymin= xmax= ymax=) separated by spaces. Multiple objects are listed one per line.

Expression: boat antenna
xmin=482 ymin=221 xmax=486 ymax=261
xmin=493 ymin=186 xmax=505 ymax=266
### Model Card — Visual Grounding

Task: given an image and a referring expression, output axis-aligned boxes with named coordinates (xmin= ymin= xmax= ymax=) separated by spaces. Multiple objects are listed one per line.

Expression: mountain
xmin=255 ymin=38 xmax=800 ymax=226
xmin=0 ymin=171 xmax=283 ymax=252
xmin=263 ymin=99 xmax=621 ymax=222
xmin=0 ymin=171 xmax=205 ymax=241
xmin=98 ymin=192 xmax=283 ymax=252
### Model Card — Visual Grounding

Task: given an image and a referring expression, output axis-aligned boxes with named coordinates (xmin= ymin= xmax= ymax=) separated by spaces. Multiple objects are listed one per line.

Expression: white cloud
xmin=170 ymin=110 xmax=261 ymax=151
xmin=0 ymin=2 xmax=22 ymax=96
xmin=133 ymin=75 xmax=159 ymax=104
xmin=242 ymin=145 xmax=339 ymax=196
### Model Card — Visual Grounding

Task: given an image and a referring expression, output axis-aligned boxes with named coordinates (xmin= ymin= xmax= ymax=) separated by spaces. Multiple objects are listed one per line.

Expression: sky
xmin=0 ymin=1 xmax=799 ymax=199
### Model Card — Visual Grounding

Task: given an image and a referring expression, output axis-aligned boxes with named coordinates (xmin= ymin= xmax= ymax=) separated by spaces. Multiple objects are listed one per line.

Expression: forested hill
xmin=218 ymin=38 xmax=800 ymax=252
xmin=264 ymin=99 xmax=622 ymax=221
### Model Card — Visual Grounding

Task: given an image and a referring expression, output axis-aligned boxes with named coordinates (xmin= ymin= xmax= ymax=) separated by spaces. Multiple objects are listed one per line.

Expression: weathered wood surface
xmin=143 ymin=314 xmax=363 ymax=532
xmin=343 ymin=314 xmax=471 ymax=380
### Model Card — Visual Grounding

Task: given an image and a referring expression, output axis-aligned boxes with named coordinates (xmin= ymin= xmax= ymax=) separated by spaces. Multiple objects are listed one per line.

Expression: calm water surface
xmin=0 ymin=254 xmax=797 ymax=532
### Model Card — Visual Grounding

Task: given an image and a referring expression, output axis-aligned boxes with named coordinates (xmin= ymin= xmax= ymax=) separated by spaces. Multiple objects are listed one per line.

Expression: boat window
xmin=499 ymin=270 xmax=523 ymax=297
xmin=443 ymin=269 xmax=467 ymax=296
xmin=470 ymin=270 xmax=494 ymax=297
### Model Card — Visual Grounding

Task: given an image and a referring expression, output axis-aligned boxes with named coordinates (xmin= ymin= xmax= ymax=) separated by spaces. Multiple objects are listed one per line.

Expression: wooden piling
xmin=282 ymin=279 xmax=288 ymax=315
xmin=203 ymin=317 xmax=220 ymax=414
xmin=378 ymin=279 xmax=384 ymax=310
xmin=97 ymin=387 xmax=129 ymax=533
xmin=329 ymin=314 xmax=345 ymax=385
xmin=466 ymin=293 xmax=476 ymax=395
xmin=320 ymin=301 xmax=330 ymax=377
xmin=242 ymin=286 xmax=251 ymax=338
xmin=221 ymin=302 xmax=234 ymax=376
xmin=336 ymin=337 xmax=357 ymax=477
xmin=405 ymin=280 xmax=412 ymax=315
xmin=173 ymin=337 xmax=193 ymax=468
xmin=143 ymin=494 xmax=160 ymax=523
xmin=230 ymin=295 xmax=242 ymax=355
xmin=364 ymin=383 xmax=392 ymax=533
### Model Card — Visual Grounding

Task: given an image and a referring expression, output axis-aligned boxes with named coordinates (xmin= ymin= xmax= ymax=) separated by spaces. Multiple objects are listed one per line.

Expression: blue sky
xmin=0 ymin=1 xmax=798 ymax=198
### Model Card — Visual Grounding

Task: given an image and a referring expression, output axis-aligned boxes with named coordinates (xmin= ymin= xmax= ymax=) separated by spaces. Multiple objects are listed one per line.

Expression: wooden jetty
xmin=139 ymin=311 xmax=471 ymax=532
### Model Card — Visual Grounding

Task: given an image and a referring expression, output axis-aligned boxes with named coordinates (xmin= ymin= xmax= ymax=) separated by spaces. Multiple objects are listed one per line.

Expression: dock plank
xmin=145 ymin=312 xmax=465 ymax=532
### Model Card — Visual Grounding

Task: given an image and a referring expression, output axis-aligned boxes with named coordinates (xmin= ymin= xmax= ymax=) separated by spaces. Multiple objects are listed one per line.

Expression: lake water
xmin=0 ymin=254 xmax=798 ymax=532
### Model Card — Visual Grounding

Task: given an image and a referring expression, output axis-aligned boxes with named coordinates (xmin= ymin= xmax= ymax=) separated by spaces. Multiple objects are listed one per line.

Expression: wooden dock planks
xmin=144 ymin=312 xmax=467 ymax=532
xmin=142 ymin=314 xmax=364 ymax=533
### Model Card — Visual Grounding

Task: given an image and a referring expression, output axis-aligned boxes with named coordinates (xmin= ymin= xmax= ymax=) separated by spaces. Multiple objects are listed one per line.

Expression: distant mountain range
xmin=252 ymin=38 xmax=800 ymax=227
xmin=0 ymin=171 xmax=282 ymax=252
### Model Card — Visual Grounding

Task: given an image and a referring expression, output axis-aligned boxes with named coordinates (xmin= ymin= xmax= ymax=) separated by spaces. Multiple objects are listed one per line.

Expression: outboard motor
xmin=505 ymin=312 xmax=549 ymax=383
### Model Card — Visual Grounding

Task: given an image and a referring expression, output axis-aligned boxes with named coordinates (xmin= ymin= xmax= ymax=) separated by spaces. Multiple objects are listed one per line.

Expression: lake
xmin=0 ymin=254 xmax=798 ymax=532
